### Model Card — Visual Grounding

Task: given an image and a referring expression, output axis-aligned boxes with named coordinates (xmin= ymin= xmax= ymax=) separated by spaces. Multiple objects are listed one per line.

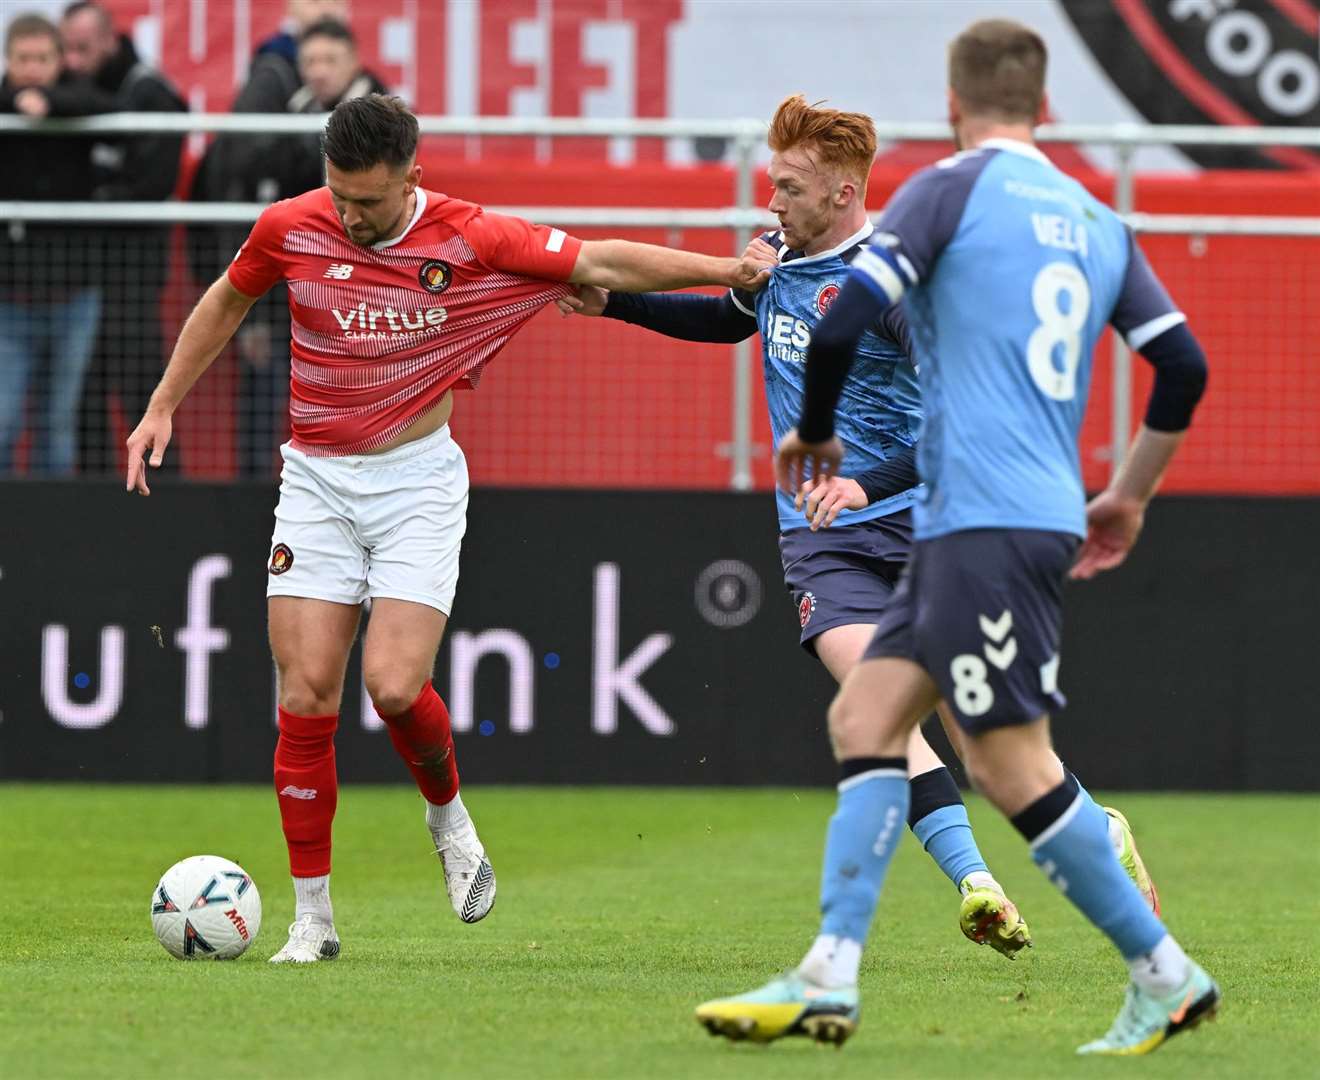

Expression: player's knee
xmin=962 ymin=752 xmax=1015 ymax=810
xmin=962 ymin=754 xmax=993 ymax=798
xmin=277 ymin=669 xmax=343 ymax=717
xmin=826 ymin=690 xmax=868 ymax=758
xmin=278 ymin=683 xmax=340 ymax=718
xmin=365 ymin=674 xmax=423 ymax=720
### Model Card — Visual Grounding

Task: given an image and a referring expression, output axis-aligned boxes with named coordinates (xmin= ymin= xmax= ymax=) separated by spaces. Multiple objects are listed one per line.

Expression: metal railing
xmin=5 ymin=113 xmax=1320 ymax=487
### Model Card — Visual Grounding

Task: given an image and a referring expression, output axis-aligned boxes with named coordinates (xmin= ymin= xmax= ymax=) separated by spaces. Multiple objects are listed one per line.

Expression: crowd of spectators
xmin=0 ymin=0 xmax=388 ymax=478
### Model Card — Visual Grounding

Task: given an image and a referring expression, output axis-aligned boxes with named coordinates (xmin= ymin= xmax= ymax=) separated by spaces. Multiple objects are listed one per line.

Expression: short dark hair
xmin=948 ymin=19 xmax=1047 ymax=123
xmin=322 ymin=94 xmax=418 ymax=173
xmin=62 ymin=2 xmax=113 ymax=30
xmin=6 ymin=13 xmax=62 ymax=55
xmin=300 ymin=17 xmax=355 ymax=49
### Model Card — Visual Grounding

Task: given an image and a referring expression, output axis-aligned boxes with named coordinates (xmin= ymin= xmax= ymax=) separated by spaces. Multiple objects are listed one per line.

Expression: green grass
xmin=1 ymin=786 xmax=1316 ymax=1079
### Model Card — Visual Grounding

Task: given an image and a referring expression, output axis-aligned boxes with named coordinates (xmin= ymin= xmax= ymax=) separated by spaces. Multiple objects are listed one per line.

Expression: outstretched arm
xmin=571 ymin=239 xmax=771 ymax=293
xmin=589 ymin=289 xmax=758 ymax=344
xmin=126 ymin=277 xmax=258 ymax=495
xmin=468 ymin=213 xmax=773 ymax=296
xmin=559 ymin=235 xmax=775 ymax=343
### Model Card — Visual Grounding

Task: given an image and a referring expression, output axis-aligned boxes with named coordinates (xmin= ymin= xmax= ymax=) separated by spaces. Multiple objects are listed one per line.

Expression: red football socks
xmin=378 ymin=683 xmax=460 ymax=806
xmin=273 ymin=708 xmax=339 ymax=878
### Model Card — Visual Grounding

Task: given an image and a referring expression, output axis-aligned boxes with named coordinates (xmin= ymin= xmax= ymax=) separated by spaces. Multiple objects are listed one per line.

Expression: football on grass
xmin=151 ymin=855 xmax=262 ymax=959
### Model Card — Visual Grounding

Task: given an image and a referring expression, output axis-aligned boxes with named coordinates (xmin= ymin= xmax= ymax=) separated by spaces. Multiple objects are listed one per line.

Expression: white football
xmin=151 ymin=855 xmax=262 ymax=960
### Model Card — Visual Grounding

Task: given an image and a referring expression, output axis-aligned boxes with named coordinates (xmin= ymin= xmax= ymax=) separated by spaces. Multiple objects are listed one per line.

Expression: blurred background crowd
xmin=3 ymin=0 xmax=1317 ymax=499
xmin=1 ymin=1 xmax=382 ymax=478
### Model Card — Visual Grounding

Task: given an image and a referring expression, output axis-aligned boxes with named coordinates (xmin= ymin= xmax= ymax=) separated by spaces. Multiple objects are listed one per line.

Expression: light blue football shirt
xmin=849 ymin=139 xmax=1184 ymax=540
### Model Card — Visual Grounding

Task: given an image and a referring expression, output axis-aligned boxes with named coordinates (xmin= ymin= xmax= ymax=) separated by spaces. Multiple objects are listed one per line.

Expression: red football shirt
xmin=227 ymin=186 xmax=582 ymax=454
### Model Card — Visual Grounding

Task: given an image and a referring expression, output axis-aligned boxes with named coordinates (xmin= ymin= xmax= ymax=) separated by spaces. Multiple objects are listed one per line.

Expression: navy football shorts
xmin=778 ymin=510 xmax=913 ymax=656
xmin=863 ymin=528 xmax=1079 ymax=733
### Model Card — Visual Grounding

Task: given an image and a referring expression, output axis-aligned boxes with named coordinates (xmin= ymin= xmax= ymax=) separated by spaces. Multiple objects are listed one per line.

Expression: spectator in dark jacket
xmin=0 ymin=12 xmax=114 ymax=475
xmin=60 ymin=0 xmax=188 ymax=475
xmin=199 ymin=0 xmax=349 ymax=209
xmin=241 ymin=2 xmax=350 ymax=104
xmin=185 ymin=0 xmax=350 ymax=285
xmin=286 ymin=20 xmax=391 ymax=195
xmin=187 ymin=0 xmax=349 ymax=476
xmin=232 ymin=17 xmax=391 ymax=478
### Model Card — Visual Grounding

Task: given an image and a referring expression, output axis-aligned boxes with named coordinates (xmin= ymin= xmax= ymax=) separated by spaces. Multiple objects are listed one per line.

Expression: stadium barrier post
xmin=729 ymin=128 xmax=757 ymax=491
xmin=1111 ymin=141 xmax=1136 ymax=476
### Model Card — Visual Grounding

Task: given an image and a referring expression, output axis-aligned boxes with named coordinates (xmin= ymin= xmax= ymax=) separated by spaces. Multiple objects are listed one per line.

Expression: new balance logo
xmin=279 ymin=785 xmax=318 ymax=800
xmin=323 ymin=263 xmax=354 ymax=280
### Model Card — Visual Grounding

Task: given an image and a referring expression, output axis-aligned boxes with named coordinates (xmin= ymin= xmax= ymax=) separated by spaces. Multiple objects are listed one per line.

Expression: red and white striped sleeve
xmin=227 ymin=200 xmax=292 ymax=298
xmin=462 ymin=209 xmax=583 ymax=281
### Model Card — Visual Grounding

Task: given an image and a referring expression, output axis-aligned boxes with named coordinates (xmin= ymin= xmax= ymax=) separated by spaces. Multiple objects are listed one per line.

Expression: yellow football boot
xmin=959 ymin=878 xmax=1033 ymax=958
xmin=695 ymin=972 xmax=859 ymax=1046
xmin=1105 ymin=807 xmax=1161 ymax=914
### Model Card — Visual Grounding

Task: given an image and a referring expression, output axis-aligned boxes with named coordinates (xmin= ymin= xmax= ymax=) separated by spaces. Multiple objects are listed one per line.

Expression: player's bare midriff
xmin=367 ymin=389 xmax=454 ymax=453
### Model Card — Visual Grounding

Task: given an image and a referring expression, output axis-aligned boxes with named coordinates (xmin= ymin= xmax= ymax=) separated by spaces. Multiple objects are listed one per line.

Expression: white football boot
xmin=268 ymin=913 xmax=341 ymax=963
xmin=430 ymin=796 xmax=497 ymax=923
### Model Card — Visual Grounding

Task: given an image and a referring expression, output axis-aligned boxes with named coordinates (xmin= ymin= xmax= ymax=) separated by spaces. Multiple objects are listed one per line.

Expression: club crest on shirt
xmin=418 ymin=259 xmax=453 ymax=293
xmin=815 ymin=282 xmax=840 ymax=315
xmin=269 ymin=543 xmax=294 ymax=575
xmin=798 ymin=591 xmax=816 ymax=628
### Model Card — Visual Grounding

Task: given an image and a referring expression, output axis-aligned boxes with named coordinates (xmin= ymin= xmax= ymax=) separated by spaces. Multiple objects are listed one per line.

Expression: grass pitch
xmin=1 ymin=786 xmax=1316 ymax=1079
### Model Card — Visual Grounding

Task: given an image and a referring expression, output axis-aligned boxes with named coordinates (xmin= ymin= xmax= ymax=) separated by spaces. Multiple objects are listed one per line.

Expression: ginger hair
xmin=767 ymin=94 xmax=876 ymax=192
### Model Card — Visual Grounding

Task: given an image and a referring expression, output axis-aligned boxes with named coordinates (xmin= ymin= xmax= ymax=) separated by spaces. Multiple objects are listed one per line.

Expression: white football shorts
xmin=266 ymin=423 xmax=468 ymax=614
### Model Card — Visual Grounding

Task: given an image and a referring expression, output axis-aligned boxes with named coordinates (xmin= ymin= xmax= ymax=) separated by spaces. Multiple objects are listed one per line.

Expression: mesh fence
xmin=1060 ymin=233 xmax=1320 ymax=498
xmin=2 ymin=209 xmax=1318 ymax=494
xmin=1137 ymin=232 xmax=1320 ymax=495
xmin=0 ymin=221 xmax=744 ymax=485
